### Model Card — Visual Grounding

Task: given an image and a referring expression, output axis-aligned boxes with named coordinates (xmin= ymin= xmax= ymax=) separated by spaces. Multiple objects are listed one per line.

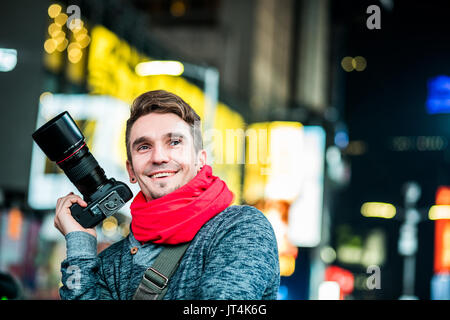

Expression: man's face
xmin=126 ymin=112 xmax=206 ymax=201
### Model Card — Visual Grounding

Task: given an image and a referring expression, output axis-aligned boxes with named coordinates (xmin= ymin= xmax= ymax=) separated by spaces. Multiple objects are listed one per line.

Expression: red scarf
xmin=130 ymin=165 xmax=234 ymax=244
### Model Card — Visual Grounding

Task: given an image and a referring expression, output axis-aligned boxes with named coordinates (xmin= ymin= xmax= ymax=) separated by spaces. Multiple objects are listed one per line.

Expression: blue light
xmin=334 ymin=131 xmax=349 ymax=149
xmin=431 ymin=273 xmax=450 ymax=300
xmin=277 ymin=285 xmax=289 ymax=300
xmin=426 ymin=75 xmax=450 ymax=114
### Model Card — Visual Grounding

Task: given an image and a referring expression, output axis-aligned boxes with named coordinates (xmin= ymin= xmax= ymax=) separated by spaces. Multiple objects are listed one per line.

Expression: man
xmin=55 ymin=90 xmax=280 ymax=300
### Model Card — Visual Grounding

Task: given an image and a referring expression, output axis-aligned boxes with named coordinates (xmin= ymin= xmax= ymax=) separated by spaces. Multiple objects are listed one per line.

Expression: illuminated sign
xmin=434 ymin=186 xmax=450 ymax=273
xmin=434 ymin=220 xmax=450 ymax=273
xmin=243 ymin=124 xmax=326 ymax=248
xmin=243 ymin=122 xmax=305 ymax=203
xmin=287 ymin=126 xmax=326 ymax=247
xmin=243 ymin=122 xmax=306 ymax=275
xmin=87 ymin=25 xmax=208 ymax=115
xmin=209 ymin=103 xmax=246 ymax=204
xmin=28 ymin=94 xmax=138 ymax=212
xmin=242 ymin=123 xmax=326 ymax=275
xmin=426 ymin=75 xmax=450 ymax=114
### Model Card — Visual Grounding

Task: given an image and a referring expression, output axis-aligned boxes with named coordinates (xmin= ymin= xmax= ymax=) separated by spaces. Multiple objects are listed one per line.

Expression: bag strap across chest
xmin=132 ymin=242 xmax=190 ymax=300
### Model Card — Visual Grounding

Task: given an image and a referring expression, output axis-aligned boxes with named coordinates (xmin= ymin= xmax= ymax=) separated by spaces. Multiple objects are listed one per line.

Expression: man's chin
xmin=145 ymin=185 xmax=180 ymax=201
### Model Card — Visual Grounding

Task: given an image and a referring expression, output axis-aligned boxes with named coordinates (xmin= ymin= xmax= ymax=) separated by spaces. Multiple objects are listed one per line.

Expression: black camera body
xmin=70 ymin=178 xmax=131 ymax=228
xmin=32 ymin=111 xmax=133 ymax=229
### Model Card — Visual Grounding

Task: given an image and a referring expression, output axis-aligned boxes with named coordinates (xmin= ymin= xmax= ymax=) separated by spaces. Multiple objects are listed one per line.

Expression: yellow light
xmin=48 ymin=4 xmax=62 ymax=18
xmin=68 ymin=42 xmax=83 ymax=63
xmin=77 ymin=34 xmax=91 ymax=48
xmin=361 ymin=202 xmax=396 ymax=219
xmin=353 ymin=56 xmax=367 ymax=71
xmin=68 ymin=18 xmax=84 ymax=32
xmin=44 ymin=38 xmax=58 ymax=54
xmin=68 ymin=48 xmax=82 ymax=63
xmin=54 ymin=13 xmax=68 ymax=27
xmin=74 ymin=27 xmax=88 ymax=39
xmin=135 ymin=60 xmax=184 ymax=76
xmin=48 ymin=23 xmax=61 ymax=37
xmin=429 ymin=205 xmax=450 ymax=220
xmin=68 ymin=42 xmax=81 ymax=51
xmin=102 ymin=216 xmax=117 ymax=230
xmin=102 ymin=216 xmax=118 ymax=237
xmin=341 ymin=56 xmax=354 ymax=72
xmin=56 ymin=38 xmax=69 ymax=52
xmin=119 ymin=223 xmax=130 ymax=238
xmin=170 ymin=0 xmax=187 ymax=17
xmin=52 ymin=31 xmax=66 ymax=44
xmin=279 ymin=255 xmax=296 ymax=277
xmin=39 ymin=91 xmax=53 ymax=103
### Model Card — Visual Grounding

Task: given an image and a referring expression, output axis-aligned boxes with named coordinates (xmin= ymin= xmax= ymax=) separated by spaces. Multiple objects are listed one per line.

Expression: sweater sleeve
xmin=59 ymin=231 xmax=113 ymax=300
xmin=198 ymin=206 xmax=280 ymax=300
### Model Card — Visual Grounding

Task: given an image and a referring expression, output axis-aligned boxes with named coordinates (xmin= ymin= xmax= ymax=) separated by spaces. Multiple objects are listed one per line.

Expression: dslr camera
xmin=32 ymin=111 xmax=133 ymax=228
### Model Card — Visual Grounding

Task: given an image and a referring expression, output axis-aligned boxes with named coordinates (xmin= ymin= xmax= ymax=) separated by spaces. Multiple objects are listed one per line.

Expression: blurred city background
xmin=1 ymin=0 xmax=450 ymax=300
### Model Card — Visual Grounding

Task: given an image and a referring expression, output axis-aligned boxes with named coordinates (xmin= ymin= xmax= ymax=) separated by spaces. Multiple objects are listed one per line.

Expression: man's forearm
xmin=59 ymin=231 xmax=103 ymax=300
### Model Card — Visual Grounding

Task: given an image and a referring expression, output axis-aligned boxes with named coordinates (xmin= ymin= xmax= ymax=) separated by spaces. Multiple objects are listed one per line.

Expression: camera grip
xmin=70 ymin=202 xmax=102 ymax=229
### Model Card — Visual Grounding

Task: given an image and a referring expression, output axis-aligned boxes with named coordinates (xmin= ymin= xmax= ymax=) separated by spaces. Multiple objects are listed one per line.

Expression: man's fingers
xmin=54 ymin=193 xmax=96 ymax=237
xmin=64 ymin=196 xmax=87 ymax=208
xmin=55 ymin=194 xmax=87 ymax=217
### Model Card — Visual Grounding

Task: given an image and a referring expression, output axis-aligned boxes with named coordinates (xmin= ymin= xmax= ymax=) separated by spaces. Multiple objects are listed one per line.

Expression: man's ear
xmin=197 ymin=149 xmax=207 ymax=172
xmin=126 ymin=160 xmax=137 ymax=183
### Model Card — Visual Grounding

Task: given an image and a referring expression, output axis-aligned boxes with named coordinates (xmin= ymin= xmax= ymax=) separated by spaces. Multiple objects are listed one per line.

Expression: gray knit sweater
xmin=59 ymin=205 xmax=280 ymax=300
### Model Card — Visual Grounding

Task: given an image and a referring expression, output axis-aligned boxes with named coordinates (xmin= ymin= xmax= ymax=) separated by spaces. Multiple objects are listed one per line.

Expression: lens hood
xmin=32 ymin=111 xmax=85 ymax=162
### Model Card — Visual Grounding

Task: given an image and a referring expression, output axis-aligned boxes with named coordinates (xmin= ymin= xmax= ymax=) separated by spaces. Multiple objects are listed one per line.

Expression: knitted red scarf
xmin=130 ymin=165 xmax=234 ymax=244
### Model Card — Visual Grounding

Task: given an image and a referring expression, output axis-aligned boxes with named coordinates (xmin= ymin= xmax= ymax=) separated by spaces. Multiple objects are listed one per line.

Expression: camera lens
xmin=32 ymin=111 xmax=108 ymax=201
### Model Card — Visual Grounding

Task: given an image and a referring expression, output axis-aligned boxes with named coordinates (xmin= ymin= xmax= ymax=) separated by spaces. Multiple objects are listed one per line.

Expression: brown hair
xmin=125 ymin=90 xmax=203 ymax=163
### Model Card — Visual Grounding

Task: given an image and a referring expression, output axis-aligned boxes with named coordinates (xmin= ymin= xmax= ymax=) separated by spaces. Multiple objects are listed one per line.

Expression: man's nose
xmin=150 ymin=144 xmax=170 ymax=164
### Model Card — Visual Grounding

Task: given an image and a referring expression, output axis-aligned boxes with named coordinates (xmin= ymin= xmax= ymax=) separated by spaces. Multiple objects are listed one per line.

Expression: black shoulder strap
xmin=132 ymin=242 xmax=190 ymax=300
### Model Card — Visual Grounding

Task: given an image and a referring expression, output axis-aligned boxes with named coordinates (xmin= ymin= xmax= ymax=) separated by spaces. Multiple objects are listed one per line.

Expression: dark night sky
xmin=328 ymin=0 xmax=450 ymax=299
xmin=336 ymin=0 xmax=450 ymax=213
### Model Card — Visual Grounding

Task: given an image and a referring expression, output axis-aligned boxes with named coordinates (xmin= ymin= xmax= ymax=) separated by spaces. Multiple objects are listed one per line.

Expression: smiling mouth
xmin=148 ymin=171 xmax=178 ymax=179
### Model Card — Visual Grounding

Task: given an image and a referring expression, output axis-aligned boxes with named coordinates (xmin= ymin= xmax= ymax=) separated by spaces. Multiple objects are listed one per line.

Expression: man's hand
xmin=54 ymin=192 xmax=97 ymax=238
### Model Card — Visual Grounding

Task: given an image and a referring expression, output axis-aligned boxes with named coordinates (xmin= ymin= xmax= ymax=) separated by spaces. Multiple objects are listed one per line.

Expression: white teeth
xmin=150 ymin=172 xmax=176 ymax=178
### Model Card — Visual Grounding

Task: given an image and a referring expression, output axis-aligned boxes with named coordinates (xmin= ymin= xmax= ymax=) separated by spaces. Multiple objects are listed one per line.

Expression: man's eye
xmin=137 ymin=145 xmax=149 ymax=151
xmin=170 ymin=139 xmax=181 ymax=146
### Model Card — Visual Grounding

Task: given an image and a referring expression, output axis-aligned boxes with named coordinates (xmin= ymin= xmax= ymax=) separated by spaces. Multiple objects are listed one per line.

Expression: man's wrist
xmin=65 ymin=231 xmax=97 ymax=258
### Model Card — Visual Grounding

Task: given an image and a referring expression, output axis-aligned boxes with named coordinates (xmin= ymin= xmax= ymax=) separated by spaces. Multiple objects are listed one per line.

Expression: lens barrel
xmin=32 ymin=111 xmax=108 ymax=200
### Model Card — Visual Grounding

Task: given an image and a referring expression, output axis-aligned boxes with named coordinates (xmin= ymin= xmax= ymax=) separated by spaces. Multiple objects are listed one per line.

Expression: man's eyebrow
xmin=164 ymin=132 xmax=186 ymax=139
xmin=131 ymin=136 xmax=151 ymax=149
xmin=131 ymin=132 xmax=187 ymax=149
